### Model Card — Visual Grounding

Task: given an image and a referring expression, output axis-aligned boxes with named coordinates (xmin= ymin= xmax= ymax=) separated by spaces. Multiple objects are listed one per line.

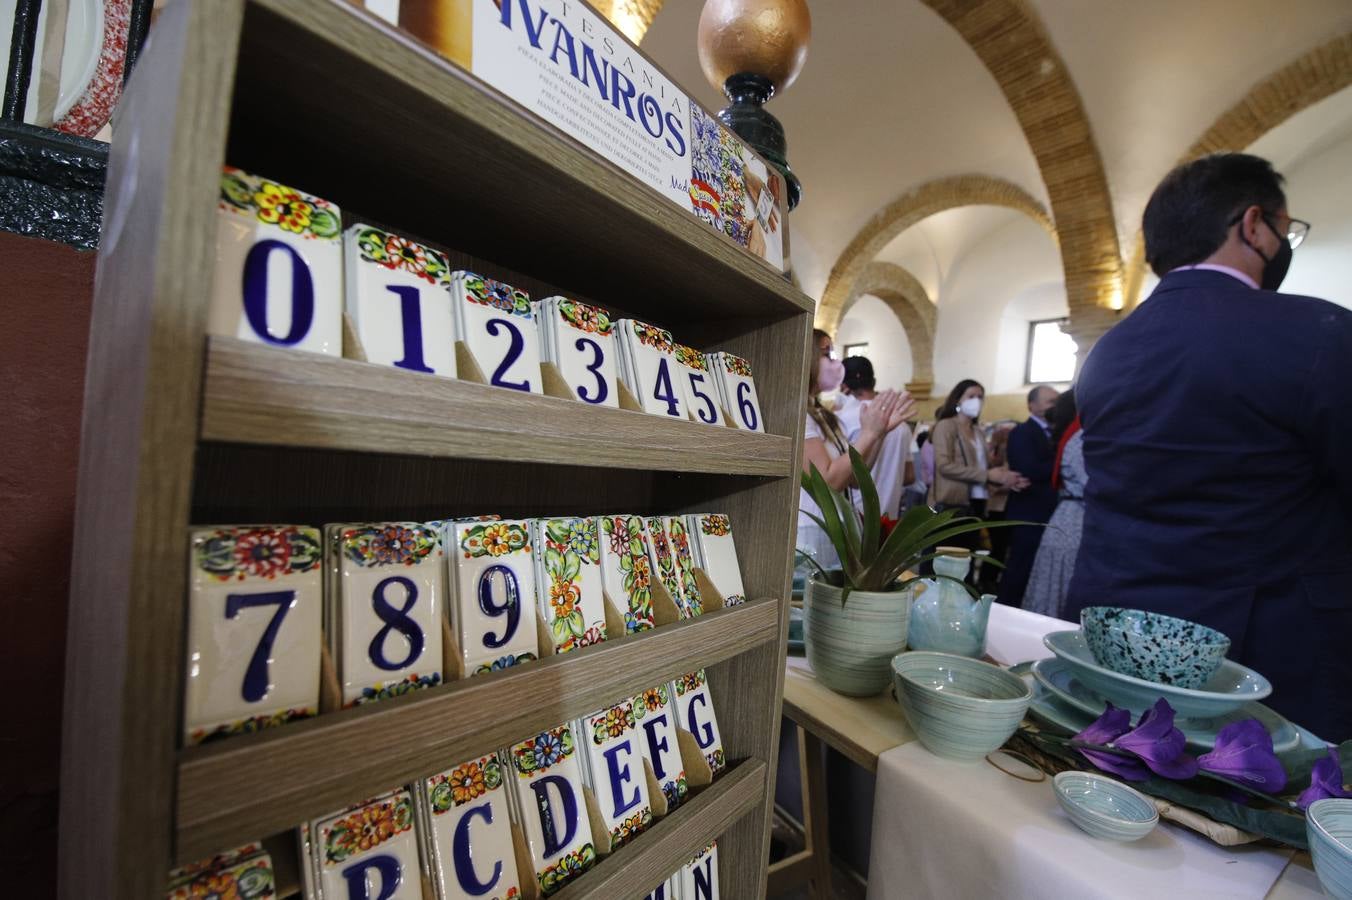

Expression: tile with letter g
xmin=579 ymin=698 xmax=654 ymax=850
xmin=184 ymin=525 xmax=323 ymax=746
xmin=677 ymin=841 xmax=720 ymax=900
xmin=210 ymin=167 xmax=342 ymax=356
xmin=545 ymin=297 xmax=620 ymax=408
xmin=673 ymin=670 xmax=727 ymax=776
xmin=449 ymin=519 xmax=540 ymax=676
xmin=343 ymin=223 xmax=457 ymax=378
xmin=632 ymin=684 xmax=688 ymax=812
xmin=420 ymin=753 xmax=522 ymax=900
xmin=451 ymin=271 xmax=542 ymax=394
xmin=306 ymin=789 xmax=422 ymax=900
xmin=508 ymin=725 xmax=597 ymax=896
xmin=333 ymin=523 xmax=445 ymax=707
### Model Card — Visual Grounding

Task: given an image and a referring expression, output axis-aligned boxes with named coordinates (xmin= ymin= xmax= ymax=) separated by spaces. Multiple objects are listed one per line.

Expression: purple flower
xmin=1072 ymin=703 xmax=1150 ymax=782
xmin=1115 ymin=699 xmax=1199 ymax=779
xmin=1297 ymin=747 xmax=1352 ymax=810
xmin=1197 ymin=719 xmax=1288 ymax=795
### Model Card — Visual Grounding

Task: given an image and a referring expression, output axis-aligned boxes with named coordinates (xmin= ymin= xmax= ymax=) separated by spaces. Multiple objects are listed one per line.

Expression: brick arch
xmin=816 ymin=175 xmax=1053 ymax=333
xmin=1123 ymin=32 xmax=1352 ymax=307
xmin=839 ymin=262 xmax=938 ymax=397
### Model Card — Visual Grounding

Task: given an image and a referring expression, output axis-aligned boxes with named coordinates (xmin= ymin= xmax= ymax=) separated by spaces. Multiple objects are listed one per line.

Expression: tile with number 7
xmin=448 ymin=519 xmax=540 ymax=676
xmin=451 ymin=271 xmax=542 ymax=394
xmin=184 ymin=526 xmax=323 ymax=745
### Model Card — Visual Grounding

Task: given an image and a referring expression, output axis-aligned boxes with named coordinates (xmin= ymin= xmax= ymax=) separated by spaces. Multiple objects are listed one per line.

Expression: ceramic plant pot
xmin=803 ymin=571 xmax=914 ymax=696
xmin=907 ymin=553 xmax=993 ymax=658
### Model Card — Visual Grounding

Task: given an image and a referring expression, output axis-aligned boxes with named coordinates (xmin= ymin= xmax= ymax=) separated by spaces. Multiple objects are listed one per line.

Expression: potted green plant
xmin=798 ymin=448 xmax=1014 ymax=696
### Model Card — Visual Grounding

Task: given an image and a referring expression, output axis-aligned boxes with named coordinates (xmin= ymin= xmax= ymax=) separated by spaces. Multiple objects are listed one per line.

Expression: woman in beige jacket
xmin=929 ymin=380 xmax=1028 ymax=515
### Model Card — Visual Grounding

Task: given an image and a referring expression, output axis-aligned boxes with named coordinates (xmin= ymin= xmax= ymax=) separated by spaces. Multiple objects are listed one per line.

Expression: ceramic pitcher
xmin=906 ymin=553 xmax=993 ymax=658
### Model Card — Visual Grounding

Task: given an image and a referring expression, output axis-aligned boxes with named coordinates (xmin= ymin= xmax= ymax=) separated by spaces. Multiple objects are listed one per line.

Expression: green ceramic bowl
xmin=891 ymin=651 xmax=1032 ymax=761
xmin=1054 ymin=772 xmax=1158 ymax=841
xmin=1080 ymin=607 xmax=1230 ymax=690
xmin=1308 ymin=799 xmax=1352 ymax=900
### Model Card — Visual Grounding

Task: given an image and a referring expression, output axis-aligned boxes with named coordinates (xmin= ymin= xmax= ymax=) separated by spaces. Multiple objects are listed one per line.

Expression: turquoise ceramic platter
xmin=1308 ymin=799 xmax=1352 ymax=900
xmin=1044 ymin=630 xmax=1271 ymax=720
xmin=1081 ymin=606 xmax=1229 ymax=690
xmin=891 ymin=651 xmax=1031 ymax=762
xmin=1031 ymin=657 xmax=1300 ymax=753
xmin=1053 ymin=771 xmax=1158 ymax=841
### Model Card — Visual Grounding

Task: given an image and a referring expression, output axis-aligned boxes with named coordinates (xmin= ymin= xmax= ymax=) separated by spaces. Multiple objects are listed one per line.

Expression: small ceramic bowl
xmin=1053 ymin=772 xmax=1159 ymax=841
xmin=1308 ymin=798 xmax=1352 ymax=900
xmin=1080 ymin=607 xmax=1230 ymax=689
xmin=891 ymin=651 xmax=1032 ymax=761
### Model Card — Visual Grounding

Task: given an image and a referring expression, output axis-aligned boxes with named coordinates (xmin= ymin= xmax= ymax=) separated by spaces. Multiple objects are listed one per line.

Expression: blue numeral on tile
xmin=477 ymin=565 xmax=520 ymax=648
xmin=386 ymin=285 xmax=434 ymax=373
xmin=242 ymin=239 xmax=314 ymax=345
xmin=575 ymin=337 xmax=609 ymax=404
xmin=737 ymin=381 xmax=759 ymax=430
xmin=653 ymin=358 xmax=680 ymax=416
xmin=369 ymin=576 xmax=424 ymax=670
xmin=224 ymin=590 xmax=295 ymax=703
xmin=687 ymin=372 xmax=718 ymax=423
xmin=487 ymin=318 xmax=531 ymax=391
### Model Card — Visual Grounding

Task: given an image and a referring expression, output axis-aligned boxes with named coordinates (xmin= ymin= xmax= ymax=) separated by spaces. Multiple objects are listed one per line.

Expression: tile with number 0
xmin=686 ymin=513 xmax=747 ymax=607
xmin=597 ymin=515 xmax=657 ymax=634
xmin=418 ymin=753 xmax=523 ymax=900
xmin=303 ymin=789 xmax=423 ymax=900
xmin=330 ymin=523 xmax=445 ymax=706
xmin=673 ymin=670 xmax=727 ymax=776
xmin=507 ymin=725 xmax=597 ymax=896
xmin=211 ymin=167 xmax=342 ymax=356
xmin=616 ymin=319 xmax=686 ymax=420
xmin=711 ymin=351 xmax=765 ymax=433
xmin=450 ymin=271 xmax=542 ymax=394
xmin=185 ymin=526 xmax=323 ymax=745
xmin=673 ymin=344 xmax=722 ymax=426
xmin=448 ymin=519 xmax=540 ymax=675
xmin=632 ymin=683 xmax=688 ymax=811
xmin=538 ymin=297 xmax=619 ymax=408
xmin=677 ymin=841 xmax=720 ymax=900
xmin=576 ymin=698 xmax=654 ymax=850
xmin=533 ymin=517 xmax=607 ymax=654
xmin=343 ymin=223 xmax=457 ymax=378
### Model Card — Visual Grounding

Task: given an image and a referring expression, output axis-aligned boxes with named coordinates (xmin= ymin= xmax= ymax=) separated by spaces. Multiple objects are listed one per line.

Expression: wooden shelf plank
xmin=554 ymin=759 xmax=767 ymax=900
xmin=200 ymin=337 xmax=795 ymax=478
xmin=174 ymin=597 xmax=780 ymax=862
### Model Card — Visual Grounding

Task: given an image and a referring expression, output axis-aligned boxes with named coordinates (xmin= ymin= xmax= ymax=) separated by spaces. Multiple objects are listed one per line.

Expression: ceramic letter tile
xmin=533 ymin=518 xmax=607 ymax=654
xmin=663 ymin=516 xmax=704 ymax=616
xmin=644 ymin=517 xmax=693 ymax=618
xmin=508 ymin=725 xmax=597 ymax=895
xmin=450 ymin=271 xmax=542 ymax=394
xmin=333 ymin=523 xmax=445 ymax=706
xmin=211 ymin=167 xmax=342 ymax=356
xmin=343 ymin=223 xmax=457 ymax=377
xmin=673 ymin=670 xmax=727 ymax=775
xmin=713 ymin=352 xmax=765 ymax=433
xmin=166 ymin=844 xmax=275 ymax=899
xmin=688 ymin=513 xmax=746 ymax=607
xmin=420 ymin=753 xmax=523 ymax=900
xmin=449 ymin=519 xmax=540 ymax=675
xmin=677 ymin=842 xmax=720 ymax=900
xmin=632 ymin=684 xmax=688 ymax=811
xmin=578 ymin=699 xmax=654 ymax=849
xmin=618 ymin=319 xmax=686 ymax=420
xmin=597 ymin=515 xmax=656 ymax=634
xmin=673 ymin=345 xmax=721 ymax=426
xmin=306 ymin=790 xmax=423 ymax=900
xmin=641 ymin=878 xmax=678 ymax=900
xmin=542 ymin=297 xmax=619 ymax=408
xmin=184 ymin=526 xmax=323 ymax=745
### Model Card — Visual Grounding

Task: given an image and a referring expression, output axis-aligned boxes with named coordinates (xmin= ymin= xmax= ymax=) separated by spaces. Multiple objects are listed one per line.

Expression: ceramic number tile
xmin=640 ymin=878 xmax=678 ymax=900
xmin=211 ymin=167 xmax=342 ymax=356
xmin=450 ymin=271 xmax=542 ymax=394
xmin=306 ymin=790 xmax=423 ymax=900
xmin=534 ymin=518 xmax=607 ymax=654
xmin=420 ymin=753 xmax=523 ymax=900
xmin=334 ymin=523 xmax=445 ymax=706
xmin=663 ymin=516 xmax=705 ymax=616
xmin=619 ymin=319 xmax=687 ymax=420
xmin=644 ymin=517 xmax=693 ymax=618
xmin=184 ymin=526 xmax=323 ymax=745
xmin=508 ymin=725 xmax=597 ymax=896
xmin=167 ymin=842 xmax=274 ymax=900
xmin=676 ymin=842 xmax=720 ymax=900
xmin=673 ymin=344 xmax=721 ymax=426
xmin=632 ymin=684 xmax=688 ymax=811
xmin=545 ymin=297 xmax=620 ymax=408
xmin=449 ymin=519 xmax=540 ymax=675
xmin=597 ymin=515 xmax=656 ymax=634
xmin=578 ymin=699 xmax=654 ymax=850
xmin=714 ymin=352 xmax=765 ymax=433
xmin=343 ymin=223 xmax=457 ymax=377
xmin=688 ymin=513 xmax=746 ymax=607
xmin=673 ymin=670 xmax=727 ymax=776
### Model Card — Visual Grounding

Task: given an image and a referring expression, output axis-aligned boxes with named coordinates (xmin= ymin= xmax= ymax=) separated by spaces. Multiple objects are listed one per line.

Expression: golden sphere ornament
xmin=697 ymin=0 xmax=812 ymax=98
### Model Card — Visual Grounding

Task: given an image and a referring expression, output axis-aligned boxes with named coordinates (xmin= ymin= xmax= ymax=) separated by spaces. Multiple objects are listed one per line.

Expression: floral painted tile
xmin=507 ymin=725 xmax=597 ymax=895
xmin=533 ymin=518 xmax=607 ymax=655
xmin=597 ymin=515 xmax=656 ymax=634
xmin=676 ymin=841 xmax=720 ymax=900
xmin=577 ymin=699 xmax=654 ymax=850
xmin=645 ymin=517 xmax=695 ymax=618
xmin=420 ymin=753 xmax=523 ymax=900
xmin=632 ymin=684 xmax=687 ymax=811
xmin=305 ymin=789 xmax=423 ymax=900
xmin=710 ymin=352 xmax=765 ymax=433
xmin=538 ymin=297 xmax=619 ymax=408
xmin=211 ymin=167 xmax=342 ymax=356
xmin=330 ymin=523 xmax=445 ymax=707
xmin=687 ymin=513 xmax=747 ymax=607
xmin=663 ymin=516 xmax=704 ymax=615
xmin=673 ymin=670 xmax=727 ymax=776
xmin=184 ymin=526 xmax=323 ymax=745
xmin=672 ymin=344 xmax=722 ymax=426
xmin=450 ymin=270 xmax=542 ymax=394
xmin=447 ymin=519 xmax=540 ymax=676
xmin=167 ymin=842 xmax=274 ymax=899
xmin=615 ymin=319 xmax=686 ymax=420
xmin=343 ymin=222 xmax=457 ymax=378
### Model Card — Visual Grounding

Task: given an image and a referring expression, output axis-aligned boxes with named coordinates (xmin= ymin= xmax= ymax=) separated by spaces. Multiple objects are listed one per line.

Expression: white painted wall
xmin=1271 ymin=128 xmax=1352 ymax=310
xmin=832 ymin=294 xmax=914 ymax=390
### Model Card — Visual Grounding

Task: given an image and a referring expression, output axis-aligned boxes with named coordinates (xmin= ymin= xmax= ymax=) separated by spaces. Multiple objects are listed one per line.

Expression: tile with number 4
xmin=304 ymin=790 xmax=422 ymax=900
xmin=451 ymin=271 xmax=542 ymax=394
xmin=617 ymin=319 xmax=686 ymax=420
xmin=449 ymin=519 xmax=540 ymax=675
xmin=419 ymin=753 xmax=523 ymax=900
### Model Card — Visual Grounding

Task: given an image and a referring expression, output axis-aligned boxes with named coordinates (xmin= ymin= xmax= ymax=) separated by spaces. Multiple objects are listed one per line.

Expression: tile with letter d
xmin=673 ymin=344 xmax=722 ymax=426
xmin=343 ymin=223 xmax=457 ymax=378
xmin=448 ymin=519 xmax=540 ymax=675
xmin=578 ymin=698 xmax=654 ymax=850
xmin=597 ymin=515 xmax=657 ymax=634
xmin=673 ymin=670 xmax=727 ymax=776
xmin=419 ymin=753 xmax=523 ymax=900
xmin=450 ymin=271 xmax=542 ymax=394
xmin=211 ymin=167 xmax=342 ymax=356
xmin=542 ymin=297 xmax=619 ymax=408
xmin=533 ymin=517 xmax=607 ymax=654
xmin=632 ymin=683 xmax=688 ymax=811
xmin=508 ymin=724 xmax=597 ymax=896
xmin=687 ymin=513 xmax=747 ymax=607
xmin=333 ymin=523 xmax=445 ymax=707
xmin=645 ymin=517 xmax=694 ymax=618
xmin=677 ymin=841 xmax=720 ymax=900
xmin=167 ymin=842 xmax=275 ymax=900
xmin=184 ymin=526 xmax=322 ymax=745
xmin=304 ymin=789 xmax=423 ymax=900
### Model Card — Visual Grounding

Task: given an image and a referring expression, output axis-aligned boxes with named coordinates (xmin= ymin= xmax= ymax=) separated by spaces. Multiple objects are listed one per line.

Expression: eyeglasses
xmin=1229 ymin=210 xmax=1311 ymax=250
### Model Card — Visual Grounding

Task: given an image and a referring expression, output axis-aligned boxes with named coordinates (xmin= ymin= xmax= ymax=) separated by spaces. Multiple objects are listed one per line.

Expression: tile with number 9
xmin=448 ymin=519 xmax=540 ymax=676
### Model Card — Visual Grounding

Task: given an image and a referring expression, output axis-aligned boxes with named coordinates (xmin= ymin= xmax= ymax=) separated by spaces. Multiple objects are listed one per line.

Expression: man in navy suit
xmin=1065 ymin=153 xmax=1351 ymax=743
xmin=996 ymin=385 xmax=1059 ymax=607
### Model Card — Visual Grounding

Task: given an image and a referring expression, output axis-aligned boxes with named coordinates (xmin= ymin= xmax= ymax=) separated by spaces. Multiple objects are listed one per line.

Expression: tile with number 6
xmin=449 ymin=519 xmax=540 ymax=676
xmin=714 ymin=352 xmax=765 ymax=433
xmin=451 ymin=271 xmax=542 ymax=394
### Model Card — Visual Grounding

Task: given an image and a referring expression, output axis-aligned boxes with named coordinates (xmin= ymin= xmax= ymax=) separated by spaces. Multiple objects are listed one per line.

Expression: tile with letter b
xmin=597 ymin=515 xmax=657 ymax=635
xmin=632 ymin=684 xmax=688 ymax=811
xmin=577 ymin=698 xmax=654 ymax=850
xmin=673 ymin=670 xmax=727 ymax=776
xmin=677 ymin=841 xmax=720 ymax=900
xmin=450 ymin=270 xmax=542 ymax=394
xmin=539 ymin=297 xmax=619 ymax=408
xmin=418 ymin=753 xmax=523 ymax=900
xmin=507 ymin=724 xmax=597 ymax=896
xmin=304 ymin=789 xmax=422 ymax=900
xmin=533 ymin=517 xmax=607 ymax=655
xmin=687 ymin=513 xmax=747 ymax=607
xmin=448 ymin=519 xmax=540 ymax=675
xmin=673 ymin=344 xmax=722 ymax=426
xmin=211 ymin=167 xmax=342 ymax=356
xmin=184 ymin=526 xmax=323 ymax=745
xmin=343 ymin=223 xmax=457 ymax=378
xmin=330 ymin=523 xmax=445 ymax=707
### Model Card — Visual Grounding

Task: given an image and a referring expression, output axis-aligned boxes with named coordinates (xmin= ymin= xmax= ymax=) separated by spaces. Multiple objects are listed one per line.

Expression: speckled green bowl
xmin=1080 ymin=607 xmax=1230 ymax=690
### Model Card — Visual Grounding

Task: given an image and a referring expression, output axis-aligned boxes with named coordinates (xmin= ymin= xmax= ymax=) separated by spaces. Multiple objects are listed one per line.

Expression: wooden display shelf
xmin=201 ymin=336 xmax=795 ymax=478
xmin=174 ymin=597 xmax=779 ymax=862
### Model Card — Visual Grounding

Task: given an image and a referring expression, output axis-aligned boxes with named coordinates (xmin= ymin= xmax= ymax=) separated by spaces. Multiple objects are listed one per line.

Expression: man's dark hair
xmin=842 ymin=356 xmax=876 ymax=392
xmin=1142 ymin=153 xmax=1286 ymax=277
xmin=1027 ymin=385 xmax=1051 ymax=407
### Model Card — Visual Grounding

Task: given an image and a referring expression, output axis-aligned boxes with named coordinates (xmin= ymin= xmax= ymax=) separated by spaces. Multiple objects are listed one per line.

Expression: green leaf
xmin=806 ymin=463 xmax=862 ymax=576
xmin=546 ymin=521 xmax=570 ymax=543
xmin=860 ymin=507 xmax=962 ymax=587
xmin=567 ymin=611 xmax=585 ymax=637
xmin=551 ymin=616 xmax=571 ymax=642
xmin=849 ymin=447 xmax=882 ymax=565
xmin=545 ymin=547 xmax=564 ymax=577
xmin=563 ymin=552 xmax=580 ymax=582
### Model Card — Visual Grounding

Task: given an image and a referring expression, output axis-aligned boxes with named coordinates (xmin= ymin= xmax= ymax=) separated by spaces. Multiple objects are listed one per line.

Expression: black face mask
xmin=1245 ymin=216 xmax=1292 ymax=291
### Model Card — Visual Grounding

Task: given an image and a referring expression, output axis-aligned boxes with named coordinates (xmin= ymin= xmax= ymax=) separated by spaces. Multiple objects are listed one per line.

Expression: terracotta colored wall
xmin=0 ymin=232 xmax=95 ymax=888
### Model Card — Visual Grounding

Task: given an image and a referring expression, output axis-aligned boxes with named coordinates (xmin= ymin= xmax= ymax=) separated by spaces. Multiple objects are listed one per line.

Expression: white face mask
xmin=959 ymin=397 xmax=983 ymax=419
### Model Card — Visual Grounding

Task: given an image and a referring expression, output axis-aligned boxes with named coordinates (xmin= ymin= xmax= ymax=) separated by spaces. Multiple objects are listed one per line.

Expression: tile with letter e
xmin=673 ymin=344 xmax=722 ymax=426
xmin=211 ymin=167 xmax=342 ymax=356
xmin=687 ymin=513 xmax=747 ymax=607
xmin=673 ymin=670 xmax=727 ymax=776
xmin=533 ymin=517 xmax=607 ymax=654
xmin=632 ymin=683 xmax=688 ymax=811
xmin=184 ymin=525 xmax=322 ymax=745
xmin=677 ymin=841 xmax=720 ymax=900
xmin=578 ymin=698 xmax=654 ymax=850
xmin=597 ymin=514 xmax=657 ymax=634
xmin=418 ymin=753 xmax=523 ymax=900
xmin=303 ymin=789 xmax=422 ymax=900
xmin=539 ymin=297 xmax=619 ymax=408
xmin=343 ymin=223 xmax=457 ymax=378
xmin=331 ymin=523 xmax=445 ymax=707
xmin=450 ymin=271 xmax=542 ymax=394
xmin=507 ymin=725 xmax=597 ymax=896
xmin=448 ymin=519 xmax=540 ymax=675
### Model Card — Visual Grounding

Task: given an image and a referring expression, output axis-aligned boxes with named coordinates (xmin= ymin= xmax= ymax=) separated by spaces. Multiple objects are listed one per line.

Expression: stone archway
xmin=837 ymin=262 xmax=938 ymax=399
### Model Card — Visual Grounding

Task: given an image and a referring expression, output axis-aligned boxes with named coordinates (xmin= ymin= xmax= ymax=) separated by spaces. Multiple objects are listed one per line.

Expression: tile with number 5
xmin=449 ymin=519 xmax=540 ymax=676
xmin=451 ymin=271 xmax=542 ymax=394
xmin=673 ymin=345 xmax=722 ymax=426
xmin=211 ymin=167 xmax=342 ymax=356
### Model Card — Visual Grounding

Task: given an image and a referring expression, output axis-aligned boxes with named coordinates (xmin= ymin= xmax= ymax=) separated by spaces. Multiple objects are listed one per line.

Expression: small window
xmin=1025 ymin=319 xmax=1077 ymax=385
xmin=843 ymin=342 xmax=870 ymax=358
